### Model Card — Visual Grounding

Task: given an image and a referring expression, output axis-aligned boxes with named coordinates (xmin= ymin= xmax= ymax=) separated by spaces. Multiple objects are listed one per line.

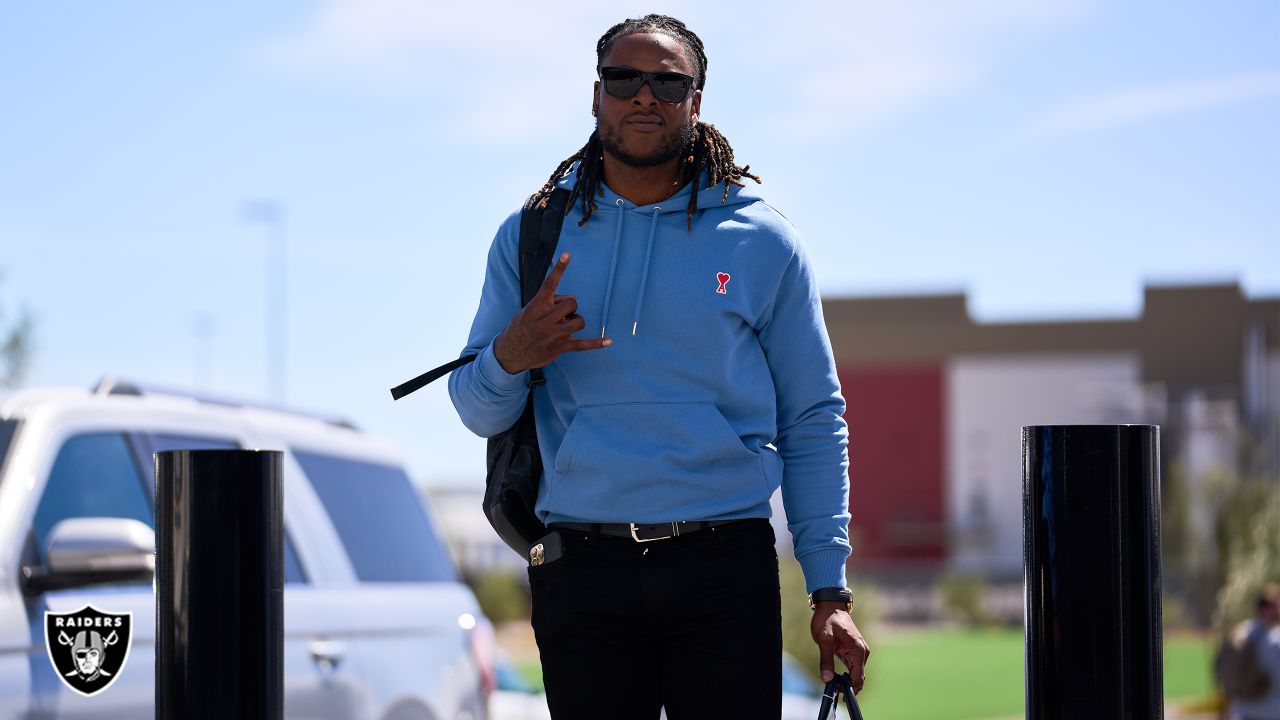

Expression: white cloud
xmin=260 ymin=0 xmax=567 ymax=72
xmin=745 ymin=0 xmax=1099 ymax=136
xmin=1022 ymin=72 xmax=1280 ymax=140
xmin=256 ymin=0 xmax=621 ymax=140
xmin=256 ymin=0 xmax=1097 ymax=141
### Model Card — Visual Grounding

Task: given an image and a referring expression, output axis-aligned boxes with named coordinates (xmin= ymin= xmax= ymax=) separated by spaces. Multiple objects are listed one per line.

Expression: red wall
xmin=838 ymin=365 xmax=946 ymax=568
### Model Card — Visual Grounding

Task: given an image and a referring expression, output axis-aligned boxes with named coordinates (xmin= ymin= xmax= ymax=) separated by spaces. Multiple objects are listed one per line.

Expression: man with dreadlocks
xmin=450 ymin=14 xmax=868 ymax=718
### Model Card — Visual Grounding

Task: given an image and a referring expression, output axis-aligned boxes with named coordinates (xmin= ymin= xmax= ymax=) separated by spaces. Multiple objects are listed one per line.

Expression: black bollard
xmin=1023 ymin=425 xmax=1162 ymax=719
xmin=155 ymin=449 xmax=284 ymax=720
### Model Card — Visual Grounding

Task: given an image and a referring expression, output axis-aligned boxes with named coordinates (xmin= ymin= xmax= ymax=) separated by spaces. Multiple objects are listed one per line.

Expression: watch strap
xmin=809 ymin=586 xmax=854 ymax=610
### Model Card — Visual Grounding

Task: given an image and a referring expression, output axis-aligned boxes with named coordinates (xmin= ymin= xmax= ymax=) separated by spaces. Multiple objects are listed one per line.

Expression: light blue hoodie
xmin=449 ymin=167 xmax=851 ymax=592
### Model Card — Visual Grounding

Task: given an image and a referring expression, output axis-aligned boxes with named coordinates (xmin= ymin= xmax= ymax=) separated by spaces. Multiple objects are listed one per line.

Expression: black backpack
xmin=391 ymin=188 xmax=570 ymax=556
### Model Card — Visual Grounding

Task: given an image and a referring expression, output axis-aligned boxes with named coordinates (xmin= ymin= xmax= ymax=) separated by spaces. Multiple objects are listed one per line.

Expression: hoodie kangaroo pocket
xmin=549 ymin=402 xmax=766 ymax=521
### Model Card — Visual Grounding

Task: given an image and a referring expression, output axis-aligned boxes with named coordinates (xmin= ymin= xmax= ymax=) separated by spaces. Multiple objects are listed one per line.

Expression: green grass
xmin=854 ymin=627 xmax=1214 ymax=720
xmin=1163 ymin=631 xmax=1215 ymax=702
xmin=510 ymin=627 xmax=1214 ymax=718
xmin=856 ymin=628 xmax=1025 ymax=720
xmin=514 ymin=658 xmax=545 ymax=693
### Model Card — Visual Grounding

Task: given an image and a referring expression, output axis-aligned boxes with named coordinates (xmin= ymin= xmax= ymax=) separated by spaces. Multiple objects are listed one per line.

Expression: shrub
xmin=939 ymin=574 xmax=988 ymax=627
xmin=469 ymin=570 xmax=531 ymax=625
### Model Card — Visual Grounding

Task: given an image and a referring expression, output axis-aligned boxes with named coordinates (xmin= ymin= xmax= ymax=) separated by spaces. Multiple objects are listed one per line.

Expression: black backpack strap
xmin=518 ymin=187 xmax=571 ymax=303
xmin=390 ymin=354 xmax=475 ymax=400
xmin=391 ymin=188 xmax=570 ymax=400
xmin=519 ymin=188 xmax=571 ymax=389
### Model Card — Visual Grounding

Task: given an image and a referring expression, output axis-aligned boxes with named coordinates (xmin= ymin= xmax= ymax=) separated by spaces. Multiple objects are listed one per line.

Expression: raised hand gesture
xmin=494 ymin=252 xmax=611 ymax=374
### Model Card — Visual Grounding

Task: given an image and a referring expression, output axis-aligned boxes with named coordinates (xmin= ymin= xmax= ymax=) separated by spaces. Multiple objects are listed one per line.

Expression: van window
xmin=134 ymin=432 xmax=245 ymax=491
xmin=136 ymin=432 xmax=308 ymax=585
xmin=0 ymin=419 xmax=17 ymax=479
xmin=293 ymin=449 xmax=455 ymax=582
xmin=33 ymin=432 xmax=152 ymax=565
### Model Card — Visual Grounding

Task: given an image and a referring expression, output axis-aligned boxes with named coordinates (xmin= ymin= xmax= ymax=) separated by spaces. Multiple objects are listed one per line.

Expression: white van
xmin=0 ymin=379 xmax=491 ymax=719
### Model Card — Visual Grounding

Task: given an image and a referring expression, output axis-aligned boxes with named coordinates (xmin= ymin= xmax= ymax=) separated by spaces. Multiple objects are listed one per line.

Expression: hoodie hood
xmin=554 ymin=163 xmax=764 ymax=338
xmin=553 ymin=162 xmax=764 ymax=214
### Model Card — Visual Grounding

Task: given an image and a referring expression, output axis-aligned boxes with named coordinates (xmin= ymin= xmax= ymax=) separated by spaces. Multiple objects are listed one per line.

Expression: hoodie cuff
xmin=475 ymin=341 xmax=529 ymax=394
xmin=797 ymin=548 xmax=850 ymax=595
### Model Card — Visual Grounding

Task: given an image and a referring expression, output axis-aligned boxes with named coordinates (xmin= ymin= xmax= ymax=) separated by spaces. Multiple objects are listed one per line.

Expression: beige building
xmin=823 ymin=282 xmax=1280 ymax=580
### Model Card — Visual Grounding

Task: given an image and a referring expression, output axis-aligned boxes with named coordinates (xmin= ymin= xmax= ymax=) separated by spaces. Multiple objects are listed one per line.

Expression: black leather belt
xmin=551 ymin=520 xmax=738 ymax=542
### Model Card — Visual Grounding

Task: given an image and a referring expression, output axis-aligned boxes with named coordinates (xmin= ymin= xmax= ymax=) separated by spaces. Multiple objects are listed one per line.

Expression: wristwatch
xmin=808 ymin=586 xmax=854 ymax=612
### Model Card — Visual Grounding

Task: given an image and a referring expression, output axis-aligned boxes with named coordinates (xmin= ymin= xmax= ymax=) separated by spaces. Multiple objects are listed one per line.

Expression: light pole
xmin=191 ymin=312 xmax=215 ymax=391
xmin=244 ymin=201 xmax=287 ymax=405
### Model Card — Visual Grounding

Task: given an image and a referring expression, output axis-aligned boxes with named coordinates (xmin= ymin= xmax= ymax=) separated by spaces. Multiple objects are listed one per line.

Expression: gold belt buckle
xmin=630 ymin=522 xmax=680 ymax=542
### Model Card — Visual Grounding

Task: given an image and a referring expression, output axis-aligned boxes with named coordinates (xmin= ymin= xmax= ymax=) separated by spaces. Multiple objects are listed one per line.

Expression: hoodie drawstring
xmin=599 ymin=198 xmax=625 ymax=338
xmin=631 ymin=207 xmax=661 ymax=335
xmin=600 ymin=201 xmax=662 ymax=338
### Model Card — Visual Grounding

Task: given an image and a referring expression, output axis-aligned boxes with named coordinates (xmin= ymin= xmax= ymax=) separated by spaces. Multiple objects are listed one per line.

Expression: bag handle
xmin=389 ymin=188 xmax=571 ymax=400
xmin=817 ymin=672 xmax=864 ymax=720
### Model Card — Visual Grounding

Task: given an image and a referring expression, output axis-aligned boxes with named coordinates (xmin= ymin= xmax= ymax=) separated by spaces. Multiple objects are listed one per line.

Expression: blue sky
xmin=2 ymin=1 xmax=1277 ymax=484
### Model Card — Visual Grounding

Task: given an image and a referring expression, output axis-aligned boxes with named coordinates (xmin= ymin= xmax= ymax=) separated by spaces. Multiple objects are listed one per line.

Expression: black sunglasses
xmin=599 ymin=66 xmax=696 ymax=103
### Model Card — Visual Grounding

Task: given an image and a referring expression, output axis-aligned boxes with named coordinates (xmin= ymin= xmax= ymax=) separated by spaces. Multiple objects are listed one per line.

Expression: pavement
xmin=974 ymin=705 xmax=1216 ymax=720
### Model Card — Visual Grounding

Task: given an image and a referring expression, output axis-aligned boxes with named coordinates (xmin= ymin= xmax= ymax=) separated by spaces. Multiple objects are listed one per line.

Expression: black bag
xmin=390 ymin=188 xmax=570 ymax=557
xmin=817 ymin=672 xmax=864 ymax=720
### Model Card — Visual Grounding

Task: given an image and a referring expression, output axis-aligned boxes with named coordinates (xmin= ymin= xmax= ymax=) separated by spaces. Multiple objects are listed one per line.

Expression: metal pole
xmin=1023 ymin=425 xmax=1162 ymax=719
xmin=155 ymin=449 xmax=284 ymax=720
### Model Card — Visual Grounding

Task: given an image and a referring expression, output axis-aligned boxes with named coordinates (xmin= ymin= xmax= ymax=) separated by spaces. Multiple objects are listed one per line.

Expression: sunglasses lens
xmin=602 ymin=68 xmax=643 ymax=98
xmin=651 ymin=74 xmax=691 ymax=103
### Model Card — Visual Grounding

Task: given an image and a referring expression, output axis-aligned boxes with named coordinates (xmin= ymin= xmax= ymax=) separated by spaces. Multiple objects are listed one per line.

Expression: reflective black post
xmin=155 ymin=450 xmax=283 ymax=720
xmin=1023 ymin=425 xmax=1162 ymax=719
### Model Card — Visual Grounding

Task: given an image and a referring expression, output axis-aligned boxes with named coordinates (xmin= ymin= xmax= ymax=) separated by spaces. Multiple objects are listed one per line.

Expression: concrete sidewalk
xmin=975 ymin=704 xmax=1215 ymax=720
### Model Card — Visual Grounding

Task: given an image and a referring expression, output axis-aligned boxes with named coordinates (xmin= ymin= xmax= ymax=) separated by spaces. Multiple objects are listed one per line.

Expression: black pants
xmin=527 ymin=518 xmax=783 ymax=720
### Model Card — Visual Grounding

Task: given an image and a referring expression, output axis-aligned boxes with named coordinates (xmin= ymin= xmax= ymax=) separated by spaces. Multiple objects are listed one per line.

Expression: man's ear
xmin=592 ymin=80 xmax=601 ymax=116
xmin=691 ymin=88 xmax=702 ymax=123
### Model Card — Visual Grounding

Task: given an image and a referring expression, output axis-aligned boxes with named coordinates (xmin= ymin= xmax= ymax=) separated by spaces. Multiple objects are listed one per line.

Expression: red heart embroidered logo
xmin=715 ymin=272 xmax=731 ymax=294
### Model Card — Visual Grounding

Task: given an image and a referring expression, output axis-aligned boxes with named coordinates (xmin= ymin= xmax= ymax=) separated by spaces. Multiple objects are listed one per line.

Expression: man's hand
xmin=811 ymin=602 xmax=870 ymax=691
xmin=493 ymin=252 xmax=611 ymax=374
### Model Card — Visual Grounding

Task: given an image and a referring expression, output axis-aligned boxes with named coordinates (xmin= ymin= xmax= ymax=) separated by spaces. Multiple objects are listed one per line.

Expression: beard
xmin=598 ymin=116 xmax=694 ymax=168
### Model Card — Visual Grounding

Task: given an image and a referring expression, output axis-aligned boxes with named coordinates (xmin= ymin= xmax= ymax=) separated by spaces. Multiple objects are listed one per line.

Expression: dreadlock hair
xmin=531 ymin=14 xmax=761 ymax=231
